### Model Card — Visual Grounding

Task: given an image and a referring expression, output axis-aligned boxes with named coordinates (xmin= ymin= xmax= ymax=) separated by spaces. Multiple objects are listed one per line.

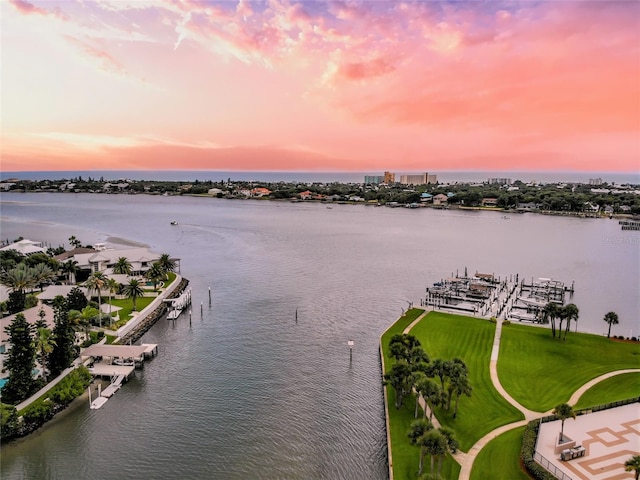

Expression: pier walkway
xmin=402 ymin=312 xmax=640 ymax=480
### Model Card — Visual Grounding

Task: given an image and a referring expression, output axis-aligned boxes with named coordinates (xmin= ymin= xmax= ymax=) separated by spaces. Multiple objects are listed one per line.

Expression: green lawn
xmin=382 ymin=309 xmax=461 ymax=480
xmin=574 ymin=372 xmax=640 ymax=409
xmin=108 ymin=296 xmax=154 ymax=321
xmin=498 ymin=324 xmax=640 ymax=412
xmin=470 ymin=426 xmax=529 ymax=480
xmin=410 ymin=312 xmax=524 ymax=452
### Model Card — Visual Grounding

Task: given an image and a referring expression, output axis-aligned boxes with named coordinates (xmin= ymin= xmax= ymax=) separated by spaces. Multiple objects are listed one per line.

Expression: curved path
xmin=404 ymin=311 xmax=640 ymax=480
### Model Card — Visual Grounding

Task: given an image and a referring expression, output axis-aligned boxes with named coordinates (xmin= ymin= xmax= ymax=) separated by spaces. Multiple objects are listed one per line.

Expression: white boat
xmin=517 ymin=296 xmax=547 ymax=308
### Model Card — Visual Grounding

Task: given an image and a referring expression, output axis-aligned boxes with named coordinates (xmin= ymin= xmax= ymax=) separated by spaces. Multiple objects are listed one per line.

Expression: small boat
xmin=170 ymin=220 xmax=177 ymax=225
xmin=501 ymin=215 xmax=511 ymax=220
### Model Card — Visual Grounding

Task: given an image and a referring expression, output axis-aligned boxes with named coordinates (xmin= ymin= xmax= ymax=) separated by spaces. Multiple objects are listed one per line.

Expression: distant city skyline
xmin=2 ymin=0 xmax=638 ymax=173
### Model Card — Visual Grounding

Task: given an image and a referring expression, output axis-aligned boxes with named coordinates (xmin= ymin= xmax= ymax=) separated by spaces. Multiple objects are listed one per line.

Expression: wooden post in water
xmin=348 ymin=340 xmax=354 ymax=363
xmin=208 ymin=287 xmax=211 ymax=305
xmin=201 ymin=301 xmax=203 ymax=318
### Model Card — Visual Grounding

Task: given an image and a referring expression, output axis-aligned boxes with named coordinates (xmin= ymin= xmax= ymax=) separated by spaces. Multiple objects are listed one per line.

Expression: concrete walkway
xmin=403 ymin=312 xmax=640 ymax=480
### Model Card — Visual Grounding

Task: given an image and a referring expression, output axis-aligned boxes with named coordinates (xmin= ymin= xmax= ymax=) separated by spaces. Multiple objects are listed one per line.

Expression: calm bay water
xmin=0 ymin=193 xmax=638 ymax=480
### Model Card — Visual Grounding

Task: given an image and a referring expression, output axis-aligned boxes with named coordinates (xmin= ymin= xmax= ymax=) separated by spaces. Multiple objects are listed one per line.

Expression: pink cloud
xmin=10 ymin=0 xmax=47 ymax=15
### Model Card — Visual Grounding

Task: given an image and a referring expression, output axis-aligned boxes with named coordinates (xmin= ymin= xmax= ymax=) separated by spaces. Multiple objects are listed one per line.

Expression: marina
xmin=619 ymin=219 xmax=640 ymax=231
xmin=424 ymin=269 xmax=575 ymax=323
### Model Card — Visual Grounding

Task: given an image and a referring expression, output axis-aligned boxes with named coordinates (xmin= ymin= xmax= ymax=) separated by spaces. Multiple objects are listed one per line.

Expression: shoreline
xmin=3 ymin=190 xmax=638 ymax=221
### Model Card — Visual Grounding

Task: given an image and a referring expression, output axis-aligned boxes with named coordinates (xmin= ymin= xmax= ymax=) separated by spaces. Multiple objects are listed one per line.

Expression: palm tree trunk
xmin=418 ymin=451 xmax=424 ymax=476
xmin=415 ymin=395 xmax=420 ymax=418
xmin=607 ymin=322 xmax=612 ymax=338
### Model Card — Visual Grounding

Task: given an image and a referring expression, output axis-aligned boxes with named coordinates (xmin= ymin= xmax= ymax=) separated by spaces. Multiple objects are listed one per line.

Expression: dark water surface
xmin=0 ymin=193 xmax=638 ymax=480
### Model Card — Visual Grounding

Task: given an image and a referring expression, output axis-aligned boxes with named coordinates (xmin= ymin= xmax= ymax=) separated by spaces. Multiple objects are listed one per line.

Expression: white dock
xmin=90 ymin=396 xmax=108 ymax=410
xmin=101 ymin=374 xmax=125 ymax=398
xmin=167 ymin=309 xmax=182 ymax=320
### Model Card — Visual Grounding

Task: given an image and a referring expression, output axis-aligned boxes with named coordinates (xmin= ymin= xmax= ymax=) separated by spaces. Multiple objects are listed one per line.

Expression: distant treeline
xmin=4 ymin=177 xmax=640 ymax=214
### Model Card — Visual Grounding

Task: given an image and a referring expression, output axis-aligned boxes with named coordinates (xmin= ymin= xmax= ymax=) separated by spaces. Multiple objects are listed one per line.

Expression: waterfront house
xmin=481 ymin=198 xmax=498 ymax=207
xmin=0 ymin=239 xmax=46 ymax=256
xmin=250 ymin=187 xmax=272 ymax=197
xmin=420 ymin=193 xmax=433 ymax=202
xmin=517 ymin=202 xmax=539 ymax=212
xmin=433 ymin=194 xmax=448 ymax=205
xmin=72 ymin=247 xmax=164 ymax=276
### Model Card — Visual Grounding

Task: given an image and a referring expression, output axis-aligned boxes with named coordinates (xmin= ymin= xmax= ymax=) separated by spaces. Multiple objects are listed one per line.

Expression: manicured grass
xmin=498 ymin=324 xmax=640 ymax=412
xmin=470 ymin=426 xmax=529 ymax=480
xmin=108 ymin=296 xmax=155 ymax=322
xmin=382 ymin=309 xmax=461 ymax=480
xmin=387 ymin=388 xmax=461 ymax=480
xmin=410 ymin=312 xmax=524 ymax=452
xmin=574 ymin=372 xmax=640 ymax=409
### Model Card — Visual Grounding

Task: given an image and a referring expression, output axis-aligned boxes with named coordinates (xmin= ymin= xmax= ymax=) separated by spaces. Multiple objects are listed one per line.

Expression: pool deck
xmin=537 ymin=403 xmax=640 ymax=480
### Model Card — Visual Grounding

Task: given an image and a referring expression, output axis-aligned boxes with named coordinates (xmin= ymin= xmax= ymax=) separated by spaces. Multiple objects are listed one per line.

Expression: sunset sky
xmin=1 ymin=0 xmax=639 ymax=173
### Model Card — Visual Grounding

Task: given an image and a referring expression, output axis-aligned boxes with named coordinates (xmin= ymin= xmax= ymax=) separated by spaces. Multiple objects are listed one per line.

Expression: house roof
xmin=54 ymin=247 xmax=95 ymax=261
xmin=39 ymin=285 xmax=89 ymax=301
xmin=73 ymin=247 xmax=161 ymax=269
xmin=0 ymin=239 xmax=46 ymax=255
xmin=1 ymin=304 xmax=55 ymax=345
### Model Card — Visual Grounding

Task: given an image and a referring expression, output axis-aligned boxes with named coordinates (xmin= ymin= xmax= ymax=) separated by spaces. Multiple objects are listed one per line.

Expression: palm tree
xmin=145 ymin=262 xmax=166 ymax=291
xmin=384 ymin=361 xmax=413 ymax=409
xmin=553 ymin=403 xmax=576 ymax=442
xmin=105 ymin=278 xmax=120 ymax=326
xmin=624 ymin=455 xmax=640 ymax=480
xmin=157 ymin=253 xmax=176 ymax=273
xmin=389 ymin=334 xmax=422 ymax=363
xmin=542 ymin=302 xmax=560 ymax=338
xmin=85 ymin=272 xmax=106 ymax=327
xmin=0 ymin=264 xmax=37 ymax=312
xmin=436 ymin=426 xmax=458 ymax=475
xmin=113 ymin=257 xmax=132 ymax=275
xmin=408 ymin=418 xmax=433 ymax=475
xmin=0 ymin=264 xmax=36 ymax=294
xmin=68 ymin=306 xmax=99 ymax=343
xmin=451 ymin=373 xmax=472 ymax=419
xmin=562 ymin=304 xmax=579 ymax=339
xmin=31 ymin=263 xmax=56 ymax=291
xmin=420 ymin=378 xmax=445 ymax=422
xmin=422 ymin=429 xmax=447 ymax=475
xmin=68 ymin=236 xmax=82 ymax=248
xmin=34 ymin=327 xmax=56 ymax=382
xmin=61 ymin=260 xmax=78 ymax=284
xmin=604 ymin=311 xmax=619 ymax=338
xmin=122 ymin=278 xmax=144 ymax=311
xmin=427 ymin=358 xmax=449 ymax=391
